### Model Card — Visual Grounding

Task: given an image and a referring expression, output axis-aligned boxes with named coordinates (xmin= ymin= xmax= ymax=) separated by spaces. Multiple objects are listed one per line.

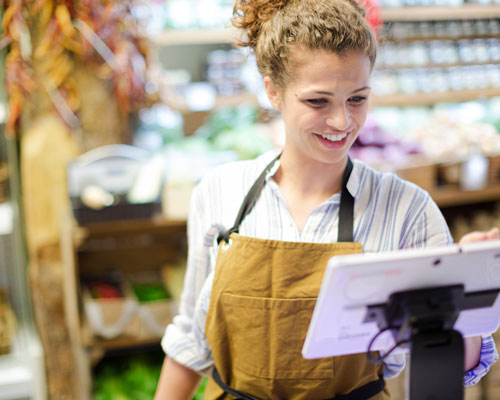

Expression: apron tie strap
xmin=212 ymin=367 xmax=385 ymax=400
xmin=212 ymin=368 xmax=260 ymax=400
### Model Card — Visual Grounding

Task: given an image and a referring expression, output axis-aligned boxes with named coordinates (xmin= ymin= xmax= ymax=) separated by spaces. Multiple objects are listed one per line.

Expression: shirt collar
xmin=264 ymin=153 xmax=362 ymax=202
xmin=347 ymin=158 xmax=362 ymax=199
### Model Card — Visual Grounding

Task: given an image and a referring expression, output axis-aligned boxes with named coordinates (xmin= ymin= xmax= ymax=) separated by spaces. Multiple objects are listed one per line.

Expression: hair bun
xmin=233 ymin=0 xmax=368 ymax=49
xmin=232 ymin=0 xmax=287 ymax=49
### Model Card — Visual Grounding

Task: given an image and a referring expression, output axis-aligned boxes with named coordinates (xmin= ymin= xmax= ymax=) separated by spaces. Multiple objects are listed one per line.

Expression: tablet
xmin=302 ymin=239 xmax=500 ymax=359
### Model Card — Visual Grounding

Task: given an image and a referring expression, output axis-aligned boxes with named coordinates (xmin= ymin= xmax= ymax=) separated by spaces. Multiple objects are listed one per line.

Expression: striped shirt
xmin=162 ymin=150 xmax=498 ymax=386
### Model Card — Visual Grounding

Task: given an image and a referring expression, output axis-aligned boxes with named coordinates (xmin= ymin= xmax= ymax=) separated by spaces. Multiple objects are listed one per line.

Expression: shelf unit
xmin=153 ymin=5 xmax=500 ymax=112
xmin=430 ymin=183 xmax=500 ymax=208
xmin=380 ymin=4 xmax=500 ymax=21
xmin=153 ymin=26 xmax=239 ymax=46
xmin=371 ymin=87 xmax=500 ymax=107
xmin=61 ymin=216 xmax=187 ymax=400
xmin=169 ymin=88 xmax=500 ymax=110
xmin=152 ymin=5 xmax=500 ymax=46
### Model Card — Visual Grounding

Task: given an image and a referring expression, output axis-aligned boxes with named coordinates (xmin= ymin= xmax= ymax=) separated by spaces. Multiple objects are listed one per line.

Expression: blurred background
xmin=1 ymin=0 xmax=500 ymax=399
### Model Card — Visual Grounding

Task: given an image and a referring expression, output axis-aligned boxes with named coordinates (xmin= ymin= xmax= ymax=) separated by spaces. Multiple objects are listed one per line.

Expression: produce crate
xmin=129 ymin=271 xmax=177 ymax=340
xmin=488 ymin=155 xmax=500 ymax=185
xmin=83 ymin=285 xmax=141 ymax=340
xmin=437 ymin=161 xmax=461 ymax=187
xmin=135 ymin=298 xmax=176 ymax=339
xmin=394 ymin=159 xmax=437 ymax=192
xmin=82 ymin=273 xmax=176 ymax=340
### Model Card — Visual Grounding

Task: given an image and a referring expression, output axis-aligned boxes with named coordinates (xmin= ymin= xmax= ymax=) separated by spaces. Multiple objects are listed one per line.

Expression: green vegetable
xmin=93 ymin=354 xmax=208 ymax=400
xmin=131 ymin=283 xmax=171 ymax=303
xmin=93 ymin=354 xmax=163 ymax=400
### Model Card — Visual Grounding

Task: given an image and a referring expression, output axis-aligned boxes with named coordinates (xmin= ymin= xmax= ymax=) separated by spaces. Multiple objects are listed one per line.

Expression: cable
xmin=366 ymin=326 xmax=410 ymax=364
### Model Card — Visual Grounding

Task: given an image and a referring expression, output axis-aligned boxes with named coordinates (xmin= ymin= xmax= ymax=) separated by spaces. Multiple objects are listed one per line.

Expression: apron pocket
xmin=221 ymin=292 xmax=334 ymax=380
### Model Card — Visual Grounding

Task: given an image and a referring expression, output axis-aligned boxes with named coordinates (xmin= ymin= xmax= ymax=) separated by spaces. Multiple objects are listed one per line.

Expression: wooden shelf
xmin=376 ymin=60 xmax=500 ymax=71
xmin=81 ymin=328 xmax=161 ymax=350
xmin=379 ymin=33 xmax=500 ymax=43
xmin=153 ymin=27 xmax=238 ymax=46
xmin=371 ymin=87 xmax=500 ymax=107
xmin=381 ymin=4 xmax=500 ymax=21
xmin=165 ymin=91 xmax=259 ymax=115
xmin=77 ymin=217 xmax=186 ymax=238
xmin=430 ymin=183 xmax=500 ymax=208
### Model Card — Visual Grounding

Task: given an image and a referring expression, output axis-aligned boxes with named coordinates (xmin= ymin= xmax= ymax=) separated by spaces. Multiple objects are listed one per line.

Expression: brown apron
xmin=205 ymin=156 xmax=388 ymax=400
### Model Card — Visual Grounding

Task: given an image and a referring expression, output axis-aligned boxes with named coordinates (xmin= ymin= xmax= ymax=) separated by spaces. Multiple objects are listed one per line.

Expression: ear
xmin=263 ymin=76 xmax=281 ymax=111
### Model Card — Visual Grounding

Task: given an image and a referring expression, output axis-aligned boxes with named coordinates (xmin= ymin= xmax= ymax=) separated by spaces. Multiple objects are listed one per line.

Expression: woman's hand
xmin=459 ymin=227 xmax=500 ymax=245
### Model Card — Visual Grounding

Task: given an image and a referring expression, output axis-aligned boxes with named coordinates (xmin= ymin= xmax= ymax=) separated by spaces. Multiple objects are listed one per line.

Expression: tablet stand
xmin=365 ymin=284 xmax=500 ymax=400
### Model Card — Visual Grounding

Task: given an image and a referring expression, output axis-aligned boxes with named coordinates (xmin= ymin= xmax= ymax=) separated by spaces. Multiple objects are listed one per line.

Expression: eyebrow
xmin=314 ymin=86 xmax=371 ymax=95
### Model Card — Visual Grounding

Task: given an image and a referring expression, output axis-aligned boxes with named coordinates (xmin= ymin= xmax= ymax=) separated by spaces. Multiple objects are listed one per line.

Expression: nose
xmin=325 ymin=105 xmax=351 ymax=131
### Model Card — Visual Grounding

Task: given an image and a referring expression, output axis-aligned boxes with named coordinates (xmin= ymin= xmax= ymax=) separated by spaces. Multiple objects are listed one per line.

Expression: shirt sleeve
xmin=464 ymin=334 xmax=499 ymax=386
xmin=399 ymin=188 xmax=453 ymax=250
xmin=383 ymin=353 xmax=406 ymax=379
xmin=160 ymin=181 xmax=218 ymax=370
xmin=382 ymin=335 xmax=499 ymax=386
xmin=162 ymin=271 xmax=215 ymax=373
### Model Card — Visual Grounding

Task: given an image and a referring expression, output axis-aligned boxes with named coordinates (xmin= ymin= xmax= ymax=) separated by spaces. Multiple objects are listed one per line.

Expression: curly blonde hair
xmin=232 ymin=0 xmax=377 ymax=91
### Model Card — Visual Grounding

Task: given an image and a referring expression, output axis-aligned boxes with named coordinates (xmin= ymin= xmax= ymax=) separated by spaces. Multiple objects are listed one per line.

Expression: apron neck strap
xmin=217 ymin=153 xmax=281 ymax=244
xmin=217 ymin=155 xmax=355 ymax=244
xmin=338 ymin=157 xmax=354 ymax=242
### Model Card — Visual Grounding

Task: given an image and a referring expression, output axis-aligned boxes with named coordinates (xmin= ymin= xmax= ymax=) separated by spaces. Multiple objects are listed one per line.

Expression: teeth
xmin=320 ymin=133 xmax=347 ymax=142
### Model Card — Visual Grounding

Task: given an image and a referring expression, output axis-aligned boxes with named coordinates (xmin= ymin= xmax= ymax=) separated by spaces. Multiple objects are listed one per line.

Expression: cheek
xmin=285 ymin=106 xmax=317 ymax=128
xmin=351 ymin=105 xmax=369 ymax=126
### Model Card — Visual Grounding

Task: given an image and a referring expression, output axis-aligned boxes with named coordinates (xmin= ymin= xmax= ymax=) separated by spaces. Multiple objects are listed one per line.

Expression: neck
xmin=274 ymin=151 xmax=348 ymax=200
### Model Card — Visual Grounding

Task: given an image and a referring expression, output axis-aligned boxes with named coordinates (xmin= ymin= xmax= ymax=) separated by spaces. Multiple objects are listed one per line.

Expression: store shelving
xmin=371 ymin=87 xmax=500 ymax=107
xmin=153 ymin=26 xmax=238 ymax=46
xmin=152 ymin=5 xmax=500 ymax=46
xmin=80 ymin=319 xmax=162 ymax=350
xmin=380 ymin=4 xmax=500 ymax=22
xmin=61 ymin=216 xmax=187 ymax=400
xmin=377 ymin=60 xmax=500 ymax=71
xmin=154 ymin=4 xmax=500 ymax=113
xmin=430 ymin=183 xmax=500 ymax=208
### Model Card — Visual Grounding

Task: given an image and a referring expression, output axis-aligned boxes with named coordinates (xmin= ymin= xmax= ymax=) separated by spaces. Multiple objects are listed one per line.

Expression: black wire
xmin=366 ymin=326 xmax=410 ymax=364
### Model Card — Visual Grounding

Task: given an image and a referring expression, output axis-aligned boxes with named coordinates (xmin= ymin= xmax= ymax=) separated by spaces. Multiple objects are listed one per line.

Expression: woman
xmin=155 ymin=0 xmax=498 ymax=398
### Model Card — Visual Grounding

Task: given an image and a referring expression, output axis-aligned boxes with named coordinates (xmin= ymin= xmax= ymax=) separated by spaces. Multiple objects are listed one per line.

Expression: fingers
xmin=486 ymin=227 xmax=500 ymax=239
xmin=459 ymin=227 xmax=500 ymax=245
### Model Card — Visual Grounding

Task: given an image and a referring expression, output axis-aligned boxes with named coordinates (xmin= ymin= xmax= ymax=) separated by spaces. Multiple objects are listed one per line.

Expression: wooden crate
xmin=488 ymin=155 xmax=500 ymax=185
xmin=394 ymin=160 xmax=437 ymax=192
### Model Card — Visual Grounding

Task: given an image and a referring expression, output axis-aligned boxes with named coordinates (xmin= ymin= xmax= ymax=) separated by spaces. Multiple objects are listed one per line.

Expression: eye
xmin=306 ymin=98 xmax=328 ymax=107
xmin=348 ymin=96 xmax=368 ymax=105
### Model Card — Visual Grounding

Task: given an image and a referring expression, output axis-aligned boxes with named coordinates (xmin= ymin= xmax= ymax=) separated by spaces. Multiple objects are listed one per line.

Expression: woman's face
xmin=266 ymin=48 xmax=372 ymax=167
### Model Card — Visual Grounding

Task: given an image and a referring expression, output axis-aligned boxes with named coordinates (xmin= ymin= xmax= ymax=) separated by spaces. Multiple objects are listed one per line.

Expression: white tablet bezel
xmin=302 ymin=240 xmax=500 ymax=359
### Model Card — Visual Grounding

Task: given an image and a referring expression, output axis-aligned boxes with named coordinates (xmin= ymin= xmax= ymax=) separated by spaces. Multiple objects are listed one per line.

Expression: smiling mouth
xmin=318 ymin=132 xmax=348 ymax=142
